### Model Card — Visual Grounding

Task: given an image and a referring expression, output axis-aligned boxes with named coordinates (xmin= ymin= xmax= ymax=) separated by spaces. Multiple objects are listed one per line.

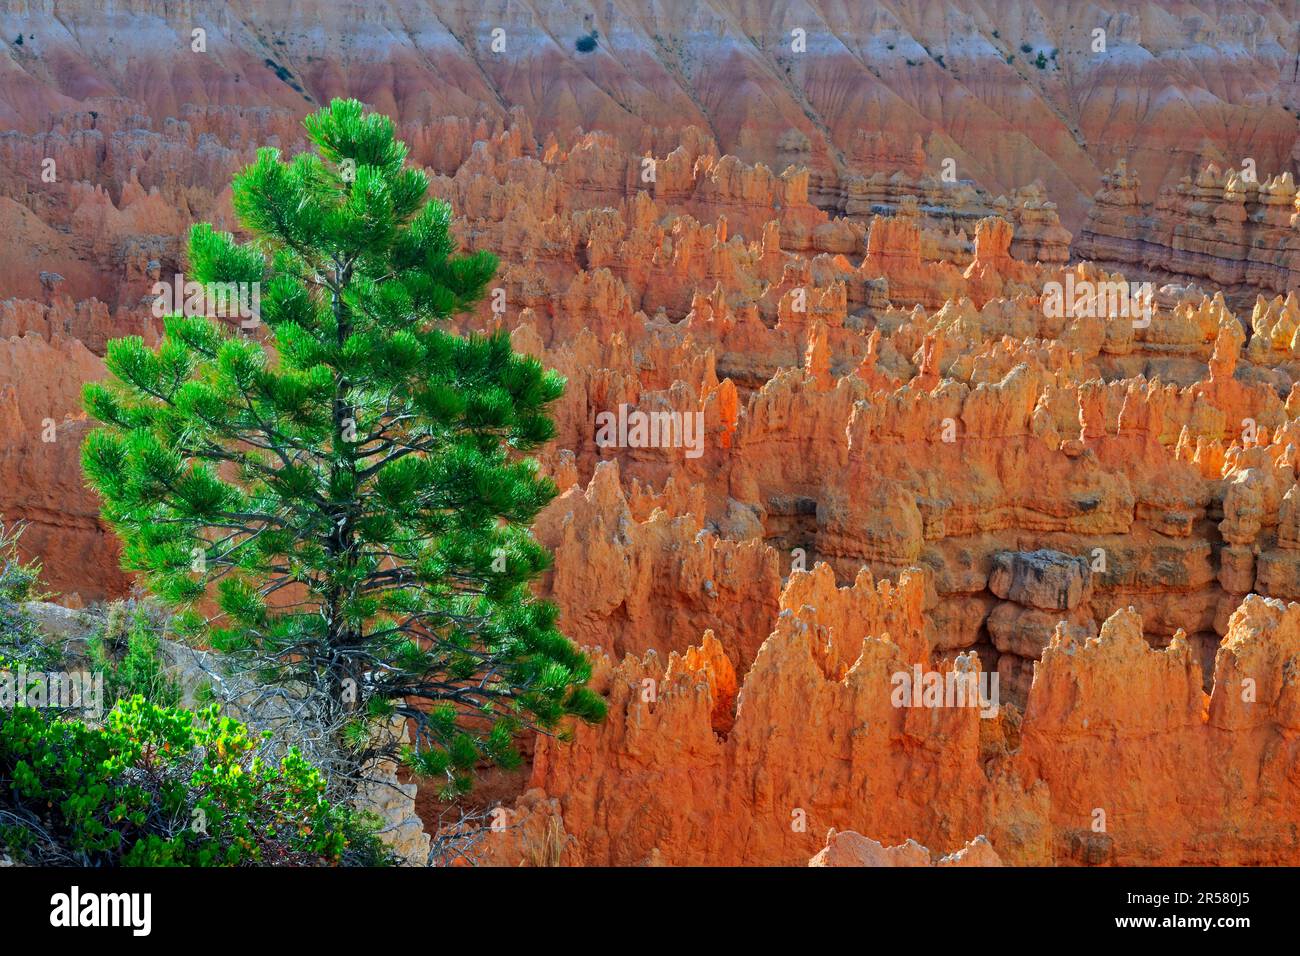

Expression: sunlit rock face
xmin=3 ymin=0 xmax=1300 ymax=865
xmin=1074 ymin=161 xmax=1300 ymax=308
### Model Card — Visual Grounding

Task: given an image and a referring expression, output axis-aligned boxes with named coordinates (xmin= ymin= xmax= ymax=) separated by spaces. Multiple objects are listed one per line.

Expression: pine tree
xmin=82 ymin=99 xmax=604 ymax=798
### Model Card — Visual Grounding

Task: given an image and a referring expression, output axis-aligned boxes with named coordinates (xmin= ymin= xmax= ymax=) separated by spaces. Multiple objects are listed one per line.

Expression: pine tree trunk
xmin=325 ymin=261 xmax=362 ymax=775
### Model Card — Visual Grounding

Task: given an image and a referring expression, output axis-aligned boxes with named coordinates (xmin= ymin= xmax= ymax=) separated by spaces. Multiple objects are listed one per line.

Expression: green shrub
xmin=0 ymin=696 xmax=393 ymax=866
xmin=87 ymin=601 xmax=181 ymax=707
xmin=575 ymin=31 xmax=597 ymax=53
xmin=0 ymin=522 xmax=56 ymax=670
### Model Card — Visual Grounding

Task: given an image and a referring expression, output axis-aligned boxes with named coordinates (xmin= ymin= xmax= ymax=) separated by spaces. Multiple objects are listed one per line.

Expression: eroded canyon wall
xmin=1 ymin=1 xmax=1300 ymax=866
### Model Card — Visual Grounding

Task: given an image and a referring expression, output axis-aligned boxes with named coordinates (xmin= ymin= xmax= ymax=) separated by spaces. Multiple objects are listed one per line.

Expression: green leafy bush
xmin=0 ymin=696 xmax=392 ymax=866
xmin=87 ymin=601 xmax=181 ymax=707
xmin=0 ymin=522 xmax=56 ymax=670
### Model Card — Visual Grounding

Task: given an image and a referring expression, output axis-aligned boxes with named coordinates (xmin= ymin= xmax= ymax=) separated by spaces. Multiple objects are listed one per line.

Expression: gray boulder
xmin=989 ymin=549 xmax=1092 ymax=611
